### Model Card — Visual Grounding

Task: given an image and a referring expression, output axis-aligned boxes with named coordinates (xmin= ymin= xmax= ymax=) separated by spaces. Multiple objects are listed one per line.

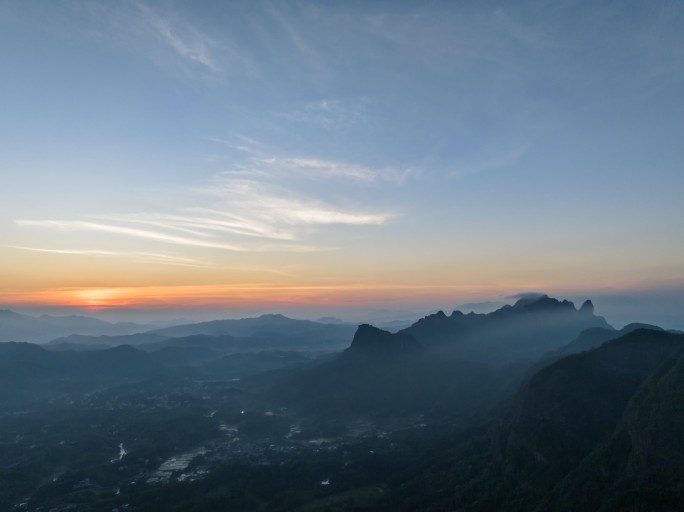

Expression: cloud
xmin=15 ymin=220 xmax=250 ymax=252
xmin=506 ymin=292 xmax=548 ymax=300
xmin=274 ymin=98 xmax=373 ymax=131
xmin=14 ymin=150 xmax=399 ymax=257
xmin=5 ymin=246 xmax=208 ymax=268
xmin=203 ymin=175 xmax=395 ymax=226
xmin=212 ymin=148 xmax=415 ymax=185
xmin=136 ymin=3 xmax=220 ymax=72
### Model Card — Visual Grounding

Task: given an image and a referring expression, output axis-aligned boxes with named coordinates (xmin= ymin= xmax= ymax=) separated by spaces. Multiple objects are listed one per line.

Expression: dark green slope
xmin=547 ymin=344 xmax=684 ymax=512
xmin=483 ymin=329 xmax=684 ymax=511
xmin=371 ymin=329 xmax=684 ymax=512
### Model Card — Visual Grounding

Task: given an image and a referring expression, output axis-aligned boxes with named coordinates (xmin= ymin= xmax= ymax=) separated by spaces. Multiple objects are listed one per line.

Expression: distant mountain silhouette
xmin=397 ymin=295 xmax=611 ymax=364
xmin=0 ymin=309 xmax=148 ymax=343
xmin=151 ymin=313 xmax=351 ymax=337
xmin=316 ymin=316 xmax=347 ymax=325
xmin=347 ymin=324 xmax=421 ymax=355
xmin=147 ymin=314 xmax=355 ymax=352
xmin=40 ymin=314 xmax=357 ymax=355
xmin=46 ymin=332 xmax=168 ymax=348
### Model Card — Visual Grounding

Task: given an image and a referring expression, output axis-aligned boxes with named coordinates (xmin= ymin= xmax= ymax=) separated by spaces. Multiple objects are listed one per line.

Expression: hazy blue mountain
xmin=316 ymin=316 xmax=347 ymax=324
xmin=0 ymin=309 xmax=149 ymax=343
xmin=148 ymin=314 xmax=356 ymax=352
xmin=46 ymin=332 xmax=168 ymax=348
xmin=398 ymin=295 xmax=611 ymax=364
xmin=3 ymin=304 xmax=684 ymax=511
xmin=271 ymin=323 xmax=522 ymax=420
xmin=538 ymin=322 xmax=664 ymax=365
xmin=41 ymin=314 xmax=357 ymax=354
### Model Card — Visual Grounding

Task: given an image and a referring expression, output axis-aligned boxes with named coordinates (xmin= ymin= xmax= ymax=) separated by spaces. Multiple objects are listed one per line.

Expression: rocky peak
xmin=579 ymin=299 xmax=594 ymax=314
xmin=348 ymin=324 xmax=421 ymax=354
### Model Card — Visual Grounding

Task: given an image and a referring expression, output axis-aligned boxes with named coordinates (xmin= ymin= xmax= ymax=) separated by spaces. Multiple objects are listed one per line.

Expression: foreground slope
xmin=387 ymin=328 xmax=684 ymax=512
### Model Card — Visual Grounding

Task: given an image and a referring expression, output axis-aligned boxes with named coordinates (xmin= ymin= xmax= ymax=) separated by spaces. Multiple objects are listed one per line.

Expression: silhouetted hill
xmin=46 ymin=332 xmax=168 ymax=347
xmin=347 ymin=324 xmax=421 ymax=355
xmin=0 ymin=342 xmax=165 ymax=409
xmin=147 ymin=314 xmax=355 ymax=353
xmin=0 ymin=309 xmax=148 ymax=343
xmin=271 ymin=325 xmax=522 ymax=420
xmin=440 ymin=328 xmax=684 ymax=511
xmin=537 ymin=322 xmax=664 ymax=367
xmin=152 ymin=313 xmax=351 ymax=338
xmin=545 ymin=346 xmax=684 ymax=511
xmin=398 ymin=295 xmax=611 ymax=364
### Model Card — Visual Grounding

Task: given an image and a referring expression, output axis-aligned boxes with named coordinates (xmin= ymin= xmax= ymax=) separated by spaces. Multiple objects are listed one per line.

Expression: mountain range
xmin=2 ymin=295 xmax=684 ymax=510
xmin=0 ymin=309 xmax=148 ymax=343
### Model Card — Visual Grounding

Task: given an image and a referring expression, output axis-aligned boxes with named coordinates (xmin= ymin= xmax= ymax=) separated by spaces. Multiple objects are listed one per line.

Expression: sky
xmin=1 ymin=0 xmax=683 ymax=327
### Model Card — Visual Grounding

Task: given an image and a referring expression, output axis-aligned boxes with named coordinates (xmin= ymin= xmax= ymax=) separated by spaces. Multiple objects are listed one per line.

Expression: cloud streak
xmin=14 ymin=147 xmax=400 ymax=259
xmin=136 ymin=3 xmax=220 ymax=72
xmin=5 ymin=246 xmax=208 ymax=268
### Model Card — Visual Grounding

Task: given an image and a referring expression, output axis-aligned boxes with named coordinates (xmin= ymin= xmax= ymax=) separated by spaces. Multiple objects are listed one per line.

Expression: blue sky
xmin=1 ymin=0 xmax=683 ymax=327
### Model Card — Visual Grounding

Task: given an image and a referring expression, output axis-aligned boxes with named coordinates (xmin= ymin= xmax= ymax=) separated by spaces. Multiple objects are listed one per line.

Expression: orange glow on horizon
xmin=0 ymin=283 xmax=520 ymax=310
xmin=2 ymin=277 xmax=674 ymax=312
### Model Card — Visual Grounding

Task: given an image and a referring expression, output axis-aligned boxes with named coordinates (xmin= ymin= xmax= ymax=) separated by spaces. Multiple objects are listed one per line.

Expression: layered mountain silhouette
xmin=3 ymin=296 xmax=684 ymax=511
xmin=149 ymin=313 xmax=354 ymax=344
xmin=43 ymin=314 xmax=355 ymax=355
xmin=396 ymin=295 xmax=610 ymax=364
xmin=0 ymin=309 xmax=147 ymax=343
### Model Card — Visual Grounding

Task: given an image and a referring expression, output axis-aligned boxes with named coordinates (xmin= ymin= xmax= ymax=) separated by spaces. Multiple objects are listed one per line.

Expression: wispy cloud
xmin=5 ymin=246 xmax=208 ymax=268
xmin=274 ymin=98 xmax=373 ymax=131
xmin=203 ymin=181 xmax=392 ymax=226
xmin=208 ymin=143 xmax=415 ymax=184
xmin=15 ymin=150 xmax=399 ymax=257
xmin=138 ymin=4 xmax=219 ymax=72
xmin=450 ymin=142 xmax=532 ymax=177
xmin=15 ymin=220 xmax=249 ymax=252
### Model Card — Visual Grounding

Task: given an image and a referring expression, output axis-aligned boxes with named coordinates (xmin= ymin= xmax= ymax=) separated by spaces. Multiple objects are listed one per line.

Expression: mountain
xmin=46 ymin=332 xmax=168 ymax=348
xmin=0 ymin=342 xmax=165 ymax=409
xmin=41 ymin=314 xmax=357 ymax=354
xmin=398 ymin=295 xmax=611 ymax=364
xmin=268 ymin=296 xmax=610 ymax=420
xmin=148 ymin=314 xmax=356 ymax=352
xmin=151 ymin=313 xmax=353 ymax=339
xmin=347 ymin=324 xmax=421 ymax=355
xmin=272 ymin=324 xmax=521 ymax=420
xmin=538 ymin=322 xmax=664 ymax=366
xmin=546 ymin=345 xmax=684 ymax=511
xmin=0 ymin=309 xmax=148 ymax=343
xmin=439 ymin=328 xmax=684 ymax=511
